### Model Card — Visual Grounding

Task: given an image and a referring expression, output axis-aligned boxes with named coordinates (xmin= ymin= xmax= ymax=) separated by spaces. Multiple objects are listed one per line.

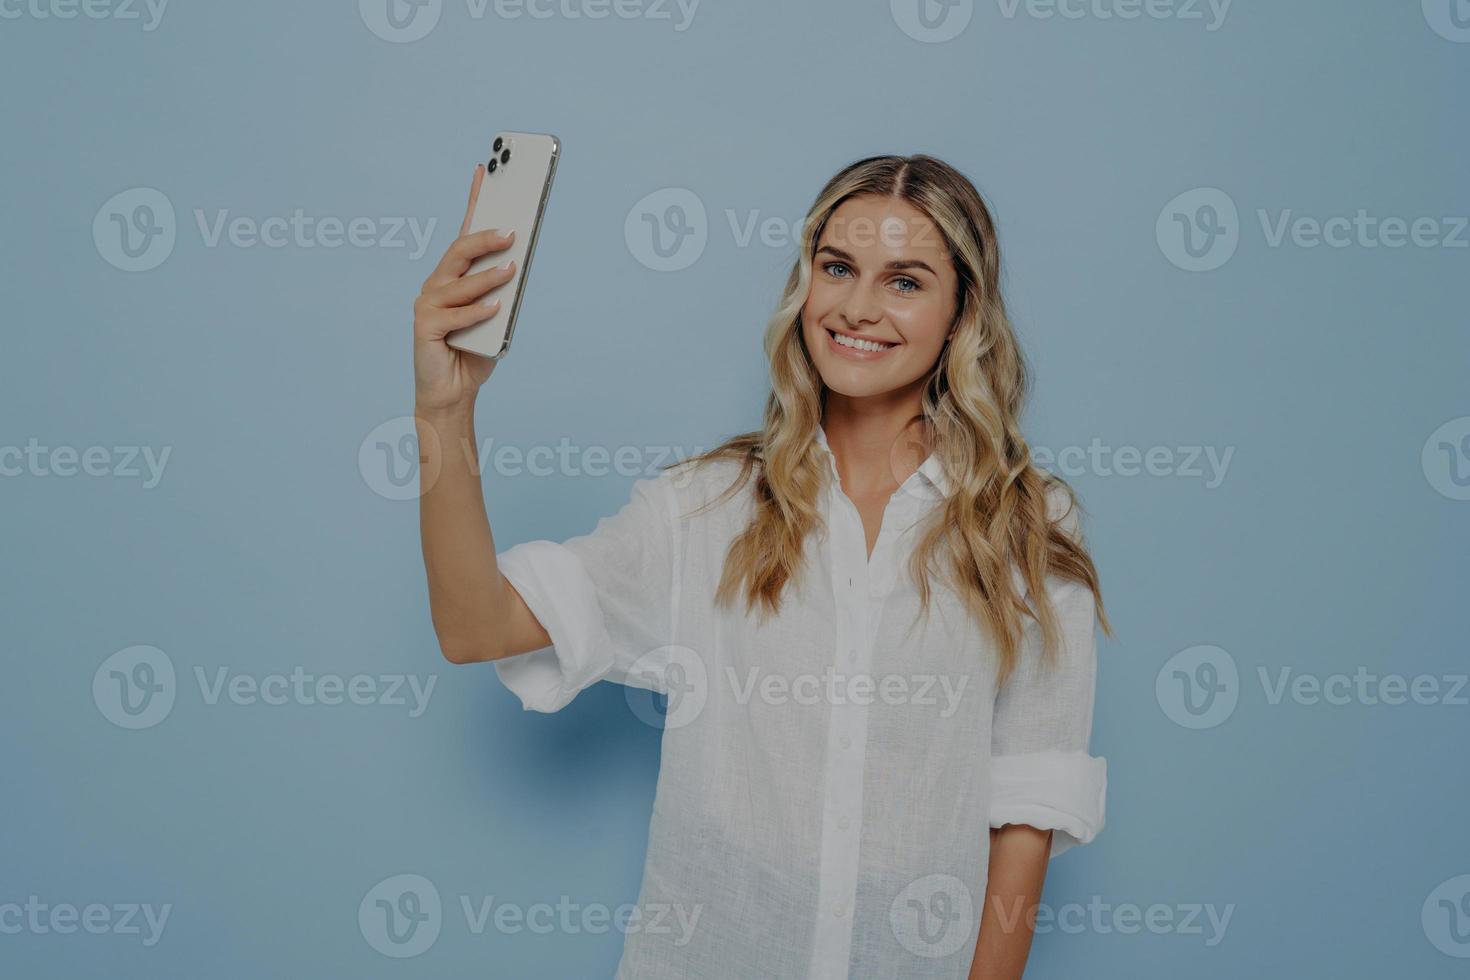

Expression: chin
xmin=814 ymin=369 xmax=891 ymax=399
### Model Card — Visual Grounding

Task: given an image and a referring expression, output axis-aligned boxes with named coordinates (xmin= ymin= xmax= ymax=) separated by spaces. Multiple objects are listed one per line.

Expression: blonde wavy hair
xmin=669 ymin=154 xmax=1111 ymax=688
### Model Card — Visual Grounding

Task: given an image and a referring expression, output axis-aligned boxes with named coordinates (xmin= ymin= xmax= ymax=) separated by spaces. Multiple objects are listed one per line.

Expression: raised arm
xmin=413 ymin=163 xmax=551 ymax=665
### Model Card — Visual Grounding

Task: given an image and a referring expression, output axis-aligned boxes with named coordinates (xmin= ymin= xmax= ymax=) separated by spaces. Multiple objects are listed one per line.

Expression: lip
xmin=825 ymin=327 xmax=900 ymax=361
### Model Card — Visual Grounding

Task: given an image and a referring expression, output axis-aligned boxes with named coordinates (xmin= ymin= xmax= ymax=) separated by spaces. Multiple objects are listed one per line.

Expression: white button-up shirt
xmin=493 ymin=425 xmax=1107 ymax=979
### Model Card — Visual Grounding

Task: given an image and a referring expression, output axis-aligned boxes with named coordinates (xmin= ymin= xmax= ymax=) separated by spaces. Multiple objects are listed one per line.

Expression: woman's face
xmin=801 ymin=194 xmax=960 ymax=401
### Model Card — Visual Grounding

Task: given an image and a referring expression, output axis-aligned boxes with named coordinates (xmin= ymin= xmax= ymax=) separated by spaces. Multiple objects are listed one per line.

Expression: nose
xmin=838 ymin=277 xmax=883 ymax=327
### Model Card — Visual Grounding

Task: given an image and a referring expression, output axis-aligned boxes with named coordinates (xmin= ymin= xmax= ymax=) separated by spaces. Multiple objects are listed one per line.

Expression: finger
xmin=423 ymin=227 xmax=516 ymax=291
xmin=459 ymin=163 xmax=485 ymax=238
xmin=421 ymin=299 xmax=502 ymax=341
xmin=428 ymin=259 xmax=517 ymax=309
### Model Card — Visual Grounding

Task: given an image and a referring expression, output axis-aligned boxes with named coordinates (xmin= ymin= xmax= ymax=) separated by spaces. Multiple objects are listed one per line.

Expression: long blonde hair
xmin=668 ymin=154 xmax=1111 ymax=688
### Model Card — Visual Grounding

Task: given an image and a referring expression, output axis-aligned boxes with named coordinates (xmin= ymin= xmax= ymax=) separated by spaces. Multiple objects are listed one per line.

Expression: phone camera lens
xmin=487 ymin=157 xmax=498 ymax=173
xmin=500 ymin=148 xmax=511 ymax=164
xmin=492 ymin=137 xmax=504 ymax=153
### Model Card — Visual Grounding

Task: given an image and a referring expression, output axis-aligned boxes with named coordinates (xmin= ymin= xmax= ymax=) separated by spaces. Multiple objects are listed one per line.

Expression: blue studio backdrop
xmin=2 ymin=1 xmax=1466 ymax=977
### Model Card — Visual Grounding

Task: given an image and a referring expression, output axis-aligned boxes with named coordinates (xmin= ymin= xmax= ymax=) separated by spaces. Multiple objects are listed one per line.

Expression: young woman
xmin=413 ymin=154 xmax=1111 ymax=980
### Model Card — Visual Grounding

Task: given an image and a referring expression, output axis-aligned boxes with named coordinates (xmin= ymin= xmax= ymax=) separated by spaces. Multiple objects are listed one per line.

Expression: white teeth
xmin=833 ymin=332 xmax=892 ymax=352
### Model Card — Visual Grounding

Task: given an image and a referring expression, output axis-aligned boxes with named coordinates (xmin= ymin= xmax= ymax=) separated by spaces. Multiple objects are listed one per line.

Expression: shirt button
xmin=837 ymin=816 xmax=851 ymax=829
xmin=839 ymin=735 xmax=852 ymax=749
xmin=833 ymin=902 xmax=847 ymax=918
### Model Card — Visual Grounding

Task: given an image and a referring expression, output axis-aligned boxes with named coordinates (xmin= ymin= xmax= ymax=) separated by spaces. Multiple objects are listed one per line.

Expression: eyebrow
xmin=815 ymin=245 xmax=938 ymax=278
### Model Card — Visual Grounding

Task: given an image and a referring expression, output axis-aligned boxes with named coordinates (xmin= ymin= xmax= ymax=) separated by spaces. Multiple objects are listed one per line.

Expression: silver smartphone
xmin=446 ymin=131 xmax=560 ymax=360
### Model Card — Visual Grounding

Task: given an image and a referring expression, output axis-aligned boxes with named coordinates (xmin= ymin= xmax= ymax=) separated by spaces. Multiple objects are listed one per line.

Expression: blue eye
xmin=821 ymin=262 xmax=920 ymax=295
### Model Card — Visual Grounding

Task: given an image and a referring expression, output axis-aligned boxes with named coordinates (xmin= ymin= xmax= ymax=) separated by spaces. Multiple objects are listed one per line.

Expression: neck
xmin=821 ymin=388 xmax=931 ymax=498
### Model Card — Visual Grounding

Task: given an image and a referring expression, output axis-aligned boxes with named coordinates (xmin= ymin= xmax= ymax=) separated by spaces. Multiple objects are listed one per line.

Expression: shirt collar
xmin=814 ymin=424 xmax=951 ymax=499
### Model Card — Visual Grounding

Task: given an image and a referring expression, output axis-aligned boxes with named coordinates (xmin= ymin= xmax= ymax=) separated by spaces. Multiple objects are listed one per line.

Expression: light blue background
xmin=2 ymin=0 xmax=1467 ymax=976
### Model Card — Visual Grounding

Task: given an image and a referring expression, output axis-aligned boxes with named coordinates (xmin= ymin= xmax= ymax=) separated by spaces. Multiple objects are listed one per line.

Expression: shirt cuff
xmin=493 ymin=539 xmax=614 ymax=713
xmin=989 ymin=750 xmax=1107 ymax=858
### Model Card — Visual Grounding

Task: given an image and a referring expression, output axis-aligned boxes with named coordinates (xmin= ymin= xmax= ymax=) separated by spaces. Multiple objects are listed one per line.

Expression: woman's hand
xmin=413 ymin=163 xmax=518 ymax=414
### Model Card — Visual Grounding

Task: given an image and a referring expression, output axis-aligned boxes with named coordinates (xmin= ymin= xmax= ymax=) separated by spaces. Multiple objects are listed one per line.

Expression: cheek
xmin=803 ymin=281 xmax=831 ymax=316
xmin=801 ymin=291 xmax=831 ymax=337
xmin=892 ymin=300 xmax=951 ymax=349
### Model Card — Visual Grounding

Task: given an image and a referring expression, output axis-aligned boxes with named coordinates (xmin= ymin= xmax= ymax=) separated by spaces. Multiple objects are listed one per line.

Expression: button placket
xmin=808 ymin=485 xmax=871 ymax=980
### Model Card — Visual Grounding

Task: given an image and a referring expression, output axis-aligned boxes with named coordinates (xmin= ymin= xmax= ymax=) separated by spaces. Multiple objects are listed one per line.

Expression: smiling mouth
xmin=826 ymin=328 xmax=898 ymax=354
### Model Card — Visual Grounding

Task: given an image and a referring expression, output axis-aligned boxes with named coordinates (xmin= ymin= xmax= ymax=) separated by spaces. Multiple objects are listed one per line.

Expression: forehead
xmin=816 ymin=194 xmax=949 ymax=264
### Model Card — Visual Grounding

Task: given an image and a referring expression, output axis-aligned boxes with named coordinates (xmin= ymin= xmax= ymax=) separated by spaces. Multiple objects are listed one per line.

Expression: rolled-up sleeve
xmin=988 ymin=495 xmax=1107 ymax=858
xmin=493 ymin=473 xmax=679 ymax=713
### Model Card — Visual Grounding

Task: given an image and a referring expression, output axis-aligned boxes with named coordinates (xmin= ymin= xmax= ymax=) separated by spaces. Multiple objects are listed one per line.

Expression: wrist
xmin=415 ymin=397 xmax=476 ymax=426
xmin=414 ymin=402 xmax=479 ymax=482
